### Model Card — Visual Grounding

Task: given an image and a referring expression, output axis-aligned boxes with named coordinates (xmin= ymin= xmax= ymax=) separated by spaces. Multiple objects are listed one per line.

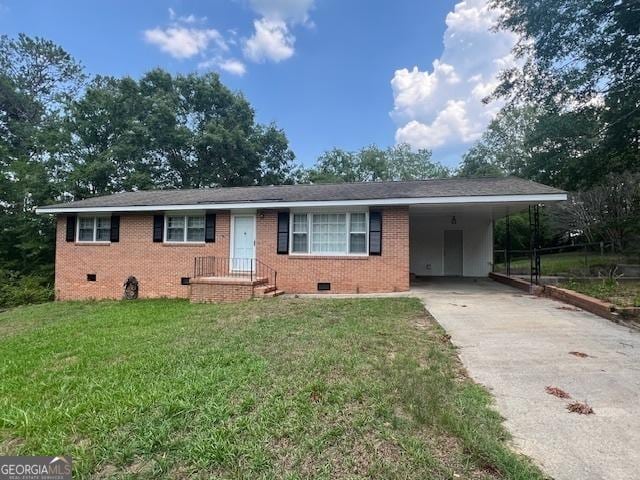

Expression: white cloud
xmin=168 ymin=8 xmax=205 ymax=24
xmin=199 ymin=57 xmax=247 ymax=76
xmin=248 ymin=0 xmax=314 ymax=23
xmin=390 ymin=0 xmax=518 ymax=160
xmin=144 ymin=26 xmax=226 ymax=59
xmin=243 ymin=18 xmax=295 ymax=63
xmin=242 ymin=0 xmax=315 ymax=63
xmin=146 ymin=3 xmax=314 ymax=72
xmin=218 ymin=58 xmax=247 ymax=76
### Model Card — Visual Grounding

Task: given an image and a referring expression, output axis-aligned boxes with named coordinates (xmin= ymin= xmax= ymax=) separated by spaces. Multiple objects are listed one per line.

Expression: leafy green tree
xmin=458 ymin=106 xmax=535 ymax=178
xmin=0 ymin=35 xmax=85 ymax=282
xmin=307 ymin=144 xmax=449 ymax=183
xmin=459 ymin=105 xmax=604 ymax=190
xmin=549 ymin=172 xmax=640 ymax=250
xmin=66 ymin=69 xmax=297 ymax=195
xmin=487 ymin=0 xmax=640 ymax=188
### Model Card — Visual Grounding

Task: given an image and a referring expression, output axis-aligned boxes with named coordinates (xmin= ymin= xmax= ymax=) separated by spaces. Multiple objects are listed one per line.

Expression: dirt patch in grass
xmin=0 ymin=435 xmax=25 ymax=455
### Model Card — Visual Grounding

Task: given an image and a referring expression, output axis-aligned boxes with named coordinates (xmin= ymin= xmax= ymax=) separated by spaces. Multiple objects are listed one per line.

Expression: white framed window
xmin=349 ymin=212 xmax=367 ymax=254
xmin=77 ymin=216 xmax=111 ymax=242
xmin=312 ymin=213 xmax=347 ymax=253
xmin=165 ymin=215 xmax=205 ymax=243
xmin=290 ymin=211 xmax=368 ymax=256
xmin=291 ymin=213 xmax=309 ymax=253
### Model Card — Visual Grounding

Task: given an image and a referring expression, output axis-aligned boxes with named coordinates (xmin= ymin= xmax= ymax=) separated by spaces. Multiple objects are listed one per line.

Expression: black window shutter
xmin=65 ymin=215 xmax=77 ymax=242
xmin=153 ymin=215 xmax=164 ymax=242
xmin=205 ymin=213 xmax=216 ymax=243
xmin=110 ymin=216 xmax=120 ymax=243
xmin=277 ymin=211 xmax=289 ymax=254
xmin=369 ymin=210 xmax=382 ymax=255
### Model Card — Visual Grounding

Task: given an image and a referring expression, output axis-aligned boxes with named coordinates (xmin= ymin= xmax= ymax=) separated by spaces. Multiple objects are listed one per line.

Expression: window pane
xmin=187 ymin=216 xmax=204 ymax=228
xmin=350 ymin=233 xmax=366 ymax=253
xmin=96 ymin=217 xmax=111 ymax=241
xmin=78 ymin=218 xmax=94 ymax=241
xmin=186 ymin=216 xmax=205 ymax=242
xmin=292 ymin=233 xmax=308 ymax=253
xmin=293 ymin=214 xmax=308 ymax=233
xmin=167 ymin=216 xmax=185 ymax=242
xmin=350 ymin=213 xmax=366 ymax=233
xmin=311 ymin=213 xmax=347 ymax=253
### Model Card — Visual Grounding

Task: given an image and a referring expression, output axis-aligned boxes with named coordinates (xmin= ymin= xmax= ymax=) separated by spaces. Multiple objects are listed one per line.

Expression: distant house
xmin=36 ymin=177 xmax=566 ymax=302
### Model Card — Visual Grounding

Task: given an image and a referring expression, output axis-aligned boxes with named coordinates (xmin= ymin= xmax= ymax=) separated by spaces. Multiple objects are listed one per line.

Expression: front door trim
xmin=230 ymin=214 xmax=256 ymax=272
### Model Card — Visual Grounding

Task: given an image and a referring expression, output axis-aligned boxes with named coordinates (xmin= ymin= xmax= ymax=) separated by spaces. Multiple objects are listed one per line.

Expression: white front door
xmin=231 ymin=215 xmax=255 ymax=271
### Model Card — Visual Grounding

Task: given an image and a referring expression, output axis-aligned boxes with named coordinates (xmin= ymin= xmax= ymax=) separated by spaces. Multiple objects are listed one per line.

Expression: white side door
xmin=231 ymin=215 xmax=256 ymax=271
xmin=443 ymin=230 xmax=463 ymax=276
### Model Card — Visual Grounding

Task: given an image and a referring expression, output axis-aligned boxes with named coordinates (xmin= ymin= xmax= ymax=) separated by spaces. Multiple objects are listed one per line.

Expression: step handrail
xmin=193 ymin=256 xmax=277 ymax=289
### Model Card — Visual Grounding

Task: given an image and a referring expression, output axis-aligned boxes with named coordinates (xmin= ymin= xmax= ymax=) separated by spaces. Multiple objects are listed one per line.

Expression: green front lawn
xmin=0 ymin=299 xmax=542 ymax=479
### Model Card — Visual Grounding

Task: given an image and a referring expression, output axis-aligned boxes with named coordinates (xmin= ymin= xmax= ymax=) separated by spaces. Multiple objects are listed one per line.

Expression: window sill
xmin=288 ymin=254 xmax=369 ymax=260
xmin=162 ymin=242 xmax=207 ymax=247
xmin=75 ymin=241 xmax=111 ymax=246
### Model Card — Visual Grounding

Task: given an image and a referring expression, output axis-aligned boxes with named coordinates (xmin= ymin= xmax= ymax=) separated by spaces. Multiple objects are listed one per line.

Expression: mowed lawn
xmin=0 ymin=298 xmax=542 ymax=479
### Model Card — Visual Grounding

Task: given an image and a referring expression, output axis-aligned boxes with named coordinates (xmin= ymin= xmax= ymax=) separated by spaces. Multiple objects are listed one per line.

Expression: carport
xmin=409 ymin=200 xmax=544 ymax=279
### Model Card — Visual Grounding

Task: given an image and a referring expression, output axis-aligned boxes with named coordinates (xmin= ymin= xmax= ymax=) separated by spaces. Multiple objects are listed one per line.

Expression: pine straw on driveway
xmin=0 ymin=298 xmax=544 ymax=479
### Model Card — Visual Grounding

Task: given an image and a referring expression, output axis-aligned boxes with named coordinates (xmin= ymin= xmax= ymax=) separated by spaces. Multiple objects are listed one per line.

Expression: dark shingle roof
xmin=38 ymin=177 xmax=565 ymax=211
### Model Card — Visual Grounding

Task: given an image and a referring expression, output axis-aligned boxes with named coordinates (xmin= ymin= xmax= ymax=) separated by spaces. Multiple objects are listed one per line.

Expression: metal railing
xmin=193 ymin=256 xmax=277 ymax=288
xmin=493 ymin=241 xmax=636 ymax=280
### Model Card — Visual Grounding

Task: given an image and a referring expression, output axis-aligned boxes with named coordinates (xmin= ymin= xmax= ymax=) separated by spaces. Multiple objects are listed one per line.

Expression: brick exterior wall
xmin=53 ymin=206 xmax=410 ymax=300
xmin=54 ymin=212 xmax=231 ymax=300
xmin=189 ymin=279 xmax=254 ymax=303
xmin=257 ymin=206 xmax=410 ymax=294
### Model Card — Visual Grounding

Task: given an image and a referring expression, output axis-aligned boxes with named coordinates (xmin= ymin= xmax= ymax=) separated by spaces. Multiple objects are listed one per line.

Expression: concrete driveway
xmin=411 ymin=278 xmax=640 ymax=480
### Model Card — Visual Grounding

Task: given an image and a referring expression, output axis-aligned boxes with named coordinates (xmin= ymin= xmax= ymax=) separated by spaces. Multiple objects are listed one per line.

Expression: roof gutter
xmin=35 ymin=193 xmax=568 ymax=214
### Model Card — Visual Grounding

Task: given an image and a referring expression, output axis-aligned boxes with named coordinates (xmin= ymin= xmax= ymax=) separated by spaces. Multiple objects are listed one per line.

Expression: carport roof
xmin=36 ymin=176 xmax=566 ymax=213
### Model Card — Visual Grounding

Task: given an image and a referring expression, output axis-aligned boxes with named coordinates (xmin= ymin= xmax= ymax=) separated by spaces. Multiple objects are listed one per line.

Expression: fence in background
xmin=493 ymin=242 xmax=638 ymax=280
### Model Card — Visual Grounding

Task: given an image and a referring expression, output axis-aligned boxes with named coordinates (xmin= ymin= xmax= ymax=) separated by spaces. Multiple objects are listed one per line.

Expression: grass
xmin=558 ymin=279 xmax=640 ymax=308
xmin=0 ymin=298 xmax=544 ymax=479
xmin=496 ymin=251 xmax=638 ymax=276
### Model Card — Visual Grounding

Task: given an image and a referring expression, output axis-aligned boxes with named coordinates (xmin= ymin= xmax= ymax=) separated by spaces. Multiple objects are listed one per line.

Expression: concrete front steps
xmin=189 ymin=275 xmax=283 ymax=303
xmin=253 ymin=284 xmax=285 ymax=298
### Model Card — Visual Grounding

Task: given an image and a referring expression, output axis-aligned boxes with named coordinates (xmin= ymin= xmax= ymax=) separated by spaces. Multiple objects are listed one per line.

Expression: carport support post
xmin=505 ymin=215 xmax=511 ymax=277
xmin=529 ymin=205 xmax=541 ymax=285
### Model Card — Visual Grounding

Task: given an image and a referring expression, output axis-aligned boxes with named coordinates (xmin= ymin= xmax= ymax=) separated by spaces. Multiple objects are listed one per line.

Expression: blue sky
xmin=0 ymin=0 xmax=516 ymax=168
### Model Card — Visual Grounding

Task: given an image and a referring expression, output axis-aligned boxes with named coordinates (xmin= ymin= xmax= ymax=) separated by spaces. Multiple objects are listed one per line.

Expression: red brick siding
xmin=256 ymin=207 xmax=410 ymax=294
xmin=54 ymin=212 xmax=230 ymax=300
xmin=189 ymin=281 xmax=254 ymax=303
xmin=54 ymin=206 xmax=410 ymax=300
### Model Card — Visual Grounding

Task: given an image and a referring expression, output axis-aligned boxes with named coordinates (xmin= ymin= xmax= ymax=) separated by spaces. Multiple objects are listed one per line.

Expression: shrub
xmin=0 ymin=270 xmax=54 ymax=309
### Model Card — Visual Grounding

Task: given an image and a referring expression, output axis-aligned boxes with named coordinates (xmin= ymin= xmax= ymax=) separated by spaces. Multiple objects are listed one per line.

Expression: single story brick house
xmin=36 ymin=177 xmax=566 ymax=301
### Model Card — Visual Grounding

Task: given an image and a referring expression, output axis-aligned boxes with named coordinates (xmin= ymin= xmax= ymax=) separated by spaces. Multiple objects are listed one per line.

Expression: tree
xmin=488 ymin=0 xmax=640 ymax=188
xmin=0 ymin=35 xmax=85 ymax=281
xmin=549 ymin=172 xmax=640 ymax=251
xmin=65 ymin=69 xmax=297 ymax=196
xmin=458 ymin=105 xmax=534 ymax=178
xmin=459 ymin=105 xmax=604 ymax=190
xmin=307 ymin=144 xmax=449 ymax=183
